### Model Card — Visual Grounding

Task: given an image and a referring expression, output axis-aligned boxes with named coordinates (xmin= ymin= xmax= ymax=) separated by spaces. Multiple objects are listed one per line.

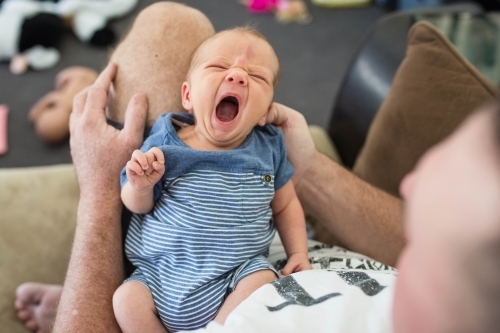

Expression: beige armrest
xmin=0 ymin=164 xmax=78 ymax=333
xmin=309 ymin=125 xmax=342 ymax=164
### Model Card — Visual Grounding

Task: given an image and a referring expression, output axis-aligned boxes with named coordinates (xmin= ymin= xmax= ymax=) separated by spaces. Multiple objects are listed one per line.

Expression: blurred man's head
xmin=394 ymin=102 xmax=500 ymax=333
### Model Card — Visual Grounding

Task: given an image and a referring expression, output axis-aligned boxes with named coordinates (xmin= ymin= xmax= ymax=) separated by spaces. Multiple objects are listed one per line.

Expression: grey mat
xmin=0 ymin=0 xmax=385 ymax=168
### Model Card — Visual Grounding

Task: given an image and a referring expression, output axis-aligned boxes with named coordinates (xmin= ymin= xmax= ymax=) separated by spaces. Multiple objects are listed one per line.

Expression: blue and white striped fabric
xmin=120 ymin=113 xmax=294 ymax=332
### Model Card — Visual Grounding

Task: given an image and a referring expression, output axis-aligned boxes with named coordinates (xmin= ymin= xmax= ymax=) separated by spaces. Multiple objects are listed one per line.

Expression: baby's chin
xmin=203 ymin=122 xmax=252 ymax=150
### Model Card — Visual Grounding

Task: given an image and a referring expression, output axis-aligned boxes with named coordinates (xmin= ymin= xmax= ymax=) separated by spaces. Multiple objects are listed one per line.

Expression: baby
xmin=114 ymin=27 xmax=311 ymax=333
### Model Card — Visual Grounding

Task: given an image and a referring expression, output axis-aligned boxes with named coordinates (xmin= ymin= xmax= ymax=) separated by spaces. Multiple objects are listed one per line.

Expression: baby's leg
xmin=214 ymin=269 xmax=277 ymax=324
xmin=113 ymin=281 xmax=168 ymax=333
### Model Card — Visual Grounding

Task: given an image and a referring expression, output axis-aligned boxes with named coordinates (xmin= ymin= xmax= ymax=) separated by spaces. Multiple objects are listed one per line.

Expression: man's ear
xmin=181 ymin=82 xmax=193 ymax=112
xmin=258 ymin=103 xmax=273 ymax=126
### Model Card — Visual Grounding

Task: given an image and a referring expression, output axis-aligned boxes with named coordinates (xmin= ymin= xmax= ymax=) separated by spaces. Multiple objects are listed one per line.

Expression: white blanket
xmin=183 ymin=238 xmax=397 ymax=333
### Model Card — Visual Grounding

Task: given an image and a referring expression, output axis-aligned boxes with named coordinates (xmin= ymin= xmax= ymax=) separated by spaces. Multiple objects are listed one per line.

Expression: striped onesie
xmin=120 ymin=112 xmax=294 ymax=332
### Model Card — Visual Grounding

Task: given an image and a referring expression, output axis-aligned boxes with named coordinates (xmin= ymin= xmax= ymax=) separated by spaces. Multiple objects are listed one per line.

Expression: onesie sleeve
xmin=120 ymin=114 xmax=169 ymax=201
xmin=273 ymin=128 xmax=295 ymax=191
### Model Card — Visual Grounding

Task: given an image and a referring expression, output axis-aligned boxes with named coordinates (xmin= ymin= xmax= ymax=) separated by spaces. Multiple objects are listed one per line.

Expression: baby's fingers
xmin=280 ymin=263 xmax=294 ymax=276
xmin=297 ymin=262 xmax=312 ymax=272
xmin=126 ymin=160 xmax=144 ymax=176
xmin=131 ymin=149 xmax=149 ymax=170
xmin=148 ymin=147 xmax=165 ymax=164
xmin=151 ymin=161 xmax=165 ymax=172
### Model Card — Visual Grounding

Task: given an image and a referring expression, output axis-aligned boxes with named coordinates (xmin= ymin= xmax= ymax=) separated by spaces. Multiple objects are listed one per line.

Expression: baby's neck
xmin=177 ymin=125 xmax=247 ymax=151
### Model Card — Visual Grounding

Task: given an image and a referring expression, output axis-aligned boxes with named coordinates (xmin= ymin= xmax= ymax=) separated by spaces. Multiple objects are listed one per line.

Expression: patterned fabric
xmin=120 ymin=113 xmax=294 ymax=332
xmin=181 ymin=239 xmax=397 ymax=333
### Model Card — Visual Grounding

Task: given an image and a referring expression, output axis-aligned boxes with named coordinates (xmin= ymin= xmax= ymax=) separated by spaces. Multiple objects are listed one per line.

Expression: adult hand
xmin=70 ymin=63 xmax=148 ymax=195
xmin=267 ymin=103 xmax=317 ymax=186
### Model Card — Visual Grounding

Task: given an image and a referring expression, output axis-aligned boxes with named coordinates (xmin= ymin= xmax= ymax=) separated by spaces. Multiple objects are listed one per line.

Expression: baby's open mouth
xmin=216 ymin=96 xmax=239 ymax=122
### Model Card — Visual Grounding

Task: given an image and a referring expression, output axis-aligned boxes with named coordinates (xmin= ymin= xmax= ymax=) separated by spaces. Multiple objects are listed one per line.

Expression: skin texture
xmin=393 ymin=106 xmax=500 ymax=333
xmin=117 ymin=30 xmax=311 ymax=331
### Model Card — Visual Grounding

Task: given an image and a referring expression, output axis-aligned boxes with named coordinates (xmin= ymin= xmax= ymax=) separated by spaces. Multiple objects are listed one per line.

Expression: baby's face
xmin=181 ymin=31 xmax=279 ymax=149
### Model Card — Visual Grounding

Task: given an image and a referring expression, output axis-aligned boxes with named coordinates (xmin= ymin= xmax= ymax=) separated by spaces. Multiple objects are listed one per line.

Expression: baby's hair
xmin=186 ymin=26 xmax=280 ymax=87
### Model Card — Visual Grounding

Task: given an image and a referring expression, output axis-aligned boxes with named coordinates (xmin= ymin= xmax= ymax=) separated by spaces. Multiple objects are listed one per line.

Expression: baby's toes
xmin=25 ymin=318 xmax=39 ymax=331
xmin=17 ymin=309 xmax=32 ymax=321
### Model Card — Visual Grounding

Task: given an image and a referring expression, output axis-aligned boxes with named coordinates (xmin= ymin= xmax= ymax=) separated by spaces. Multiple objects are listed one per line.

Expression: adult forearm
xmin=53 ymin=188 xmax=124 ymax=333
xmin=296 ymin=152 xmax=405 ymax=266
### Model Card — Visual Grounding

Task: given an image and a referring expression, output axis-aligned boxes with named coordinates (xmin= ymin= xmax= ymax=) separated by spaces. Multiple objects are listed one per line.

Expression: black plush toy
xmin=0 ymin=0 xmax=138 ymax=74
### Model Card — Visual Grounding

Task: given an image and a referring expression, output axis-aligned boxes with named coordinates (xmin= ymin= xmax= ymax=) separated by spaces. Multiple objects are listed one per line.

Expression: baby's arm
xmin=271 ymin=180 xmax=312 ymax=275
xmin=121 ymin=147 xmax=165 ymax=214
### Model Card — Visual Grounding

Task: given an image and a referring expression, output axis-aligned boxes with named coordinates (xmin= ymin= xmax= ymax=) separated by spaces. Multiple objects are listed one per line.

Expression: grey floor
xmin=0 ymin=0 xmax=385 ymax=168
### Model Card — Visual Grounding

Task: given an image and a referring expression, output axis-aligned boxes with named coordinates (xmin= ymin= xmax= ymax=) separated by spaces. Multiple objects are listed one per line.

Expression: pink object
xmin=247 ymin=0 xmax=278 ymax=13
xmin=0 ymin=105 xmax=8 ymax=155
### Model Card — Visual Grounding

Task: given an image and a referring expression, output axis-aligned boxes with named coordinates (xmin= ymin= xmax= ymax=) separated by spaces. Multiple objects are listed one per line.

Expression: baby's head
xmin=186 ymin=27 xmax=280 ymax=88
xmin=181 ymin=27 xmax=280 ymax=149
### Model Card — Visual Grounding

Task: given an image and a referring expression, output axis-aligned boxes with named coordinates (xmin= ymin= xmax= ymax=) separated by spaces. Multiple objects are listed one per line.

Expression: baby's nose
xmin=225 ymin=69 xmax=247 ymax=86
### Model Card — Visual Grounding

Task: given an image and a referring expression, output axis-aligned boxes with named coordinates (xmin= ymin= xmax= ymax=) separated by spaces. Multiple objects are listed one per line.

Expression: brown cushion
xmin=353 ymin=21 xmax=499 ymax=197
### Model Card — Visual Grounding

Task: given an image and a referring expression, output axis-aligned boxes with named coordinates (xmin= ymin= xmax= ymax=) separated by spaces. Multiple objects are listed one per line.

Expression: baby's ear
xmin=258 ymin=104 xmax=273 ymax=126
xmin=181 ymin=82 xmax=193 ymax=111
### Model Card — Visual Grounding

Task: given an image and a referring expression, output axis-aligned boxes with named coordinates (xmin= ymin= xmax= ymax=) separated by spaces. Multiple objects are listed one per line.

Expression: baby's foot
xmin=14 ymin=283 xmax=62 ymax=333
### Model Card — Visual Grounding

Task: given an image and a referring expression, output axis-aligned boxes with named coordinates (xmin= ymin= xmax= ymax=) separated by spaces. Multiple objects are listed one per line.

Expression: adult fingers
xmin=71 ymin=88 xmax=89 ymax=120
xmin=84 ymin=63 xmax=117 ymax=118
xmin=93 ymin=63 xmax=117 ymax=92
xmin=266 ymin=102 xmax=289 ymax=127
xmin=121 ymin=93 xmax=148 ymax=142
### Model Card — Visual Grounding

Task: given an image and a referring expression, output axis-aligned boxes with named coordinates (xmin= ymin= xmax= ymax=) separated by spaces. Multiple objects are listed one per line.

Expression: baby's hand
xmin=126 ymin=147 xmax=165 ymax=191
xmin=280 ymin=252 xmax=312 ymax=276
